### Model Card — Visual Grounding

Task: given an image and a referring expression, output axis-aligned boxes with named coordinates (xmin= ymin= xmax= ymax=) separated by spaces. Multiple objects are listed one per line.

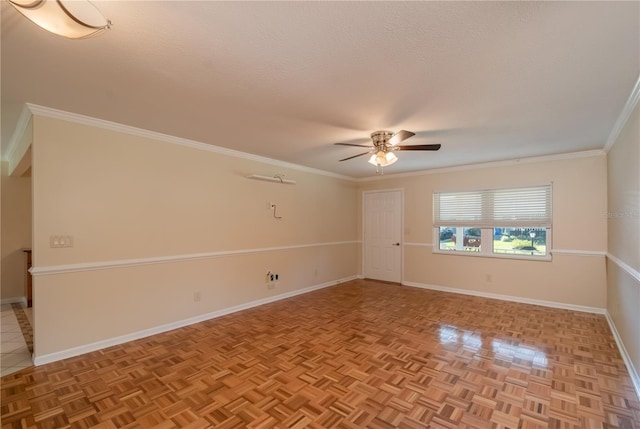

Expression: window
xmin=433 ymin=185 xmax=552 ymax=259
xmin=493 ymin=227 xmax=547 ymax=257
xmin=438 ymin=227 xmax=482 ymax=252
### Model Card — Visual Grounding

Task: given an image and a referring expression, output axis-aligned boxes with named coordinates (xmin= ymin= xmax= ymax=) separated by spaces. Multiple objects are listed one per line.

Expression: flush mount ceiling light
xmin=8 ymin=0 xmax=111 ymax=39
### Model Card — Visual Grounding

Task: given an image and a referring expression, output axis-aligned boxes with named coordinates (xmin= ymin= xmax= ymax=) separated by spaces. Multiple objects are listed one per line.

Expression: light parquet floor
xmin=1 ymin=280 xmax=639 ymax=428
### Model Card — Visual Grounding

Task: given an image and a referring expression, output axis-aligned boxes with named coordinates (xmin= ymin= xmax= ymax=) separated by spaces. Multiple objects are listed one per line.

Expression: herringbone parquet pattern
xmin=1 ymin=280 xmax=639 ymax=428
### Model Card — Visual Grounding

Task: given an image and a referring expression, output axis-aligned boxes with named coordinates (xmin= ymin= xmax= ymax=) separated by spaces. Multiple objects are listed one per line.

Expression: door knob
xmin=392 ymin=242 xmax=400 ymax=246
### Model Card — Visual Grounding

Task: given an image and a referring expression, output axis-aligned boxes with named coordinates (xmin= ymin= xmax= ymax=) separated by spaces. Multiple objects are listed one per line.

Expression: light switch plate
xmin=50 ymin=235 xmax=73 ymax=248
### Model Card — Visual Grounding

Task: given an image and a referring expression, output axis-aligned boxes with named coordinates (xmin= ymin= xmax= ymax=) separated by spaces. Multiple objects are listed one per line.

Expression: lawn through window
xmin=492 ymin=227 xmax=547 ymax=257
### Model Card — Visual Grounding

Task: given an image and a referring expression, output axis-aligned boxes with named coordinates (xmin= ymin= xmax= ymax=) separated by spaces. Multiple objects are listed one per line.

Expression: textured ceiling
xmin=2 ymin=1 xmax=639 ymax=178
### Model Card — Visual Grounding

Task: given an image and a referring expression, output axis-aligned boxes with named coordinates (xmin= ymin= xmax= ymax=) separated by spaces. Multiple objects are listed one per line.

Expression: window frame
xmin=432 ymin=185 xmax=553 ymax=261
xmin=433 ymin=226 xmax=552 ymax=261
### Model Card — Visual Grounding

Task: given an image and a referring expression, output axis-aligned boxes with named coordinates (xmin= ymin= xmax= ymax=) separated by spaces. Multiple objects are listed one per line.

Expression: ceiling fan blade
xmin=339 ymin=152 xmax=371 ymax=161
xmin=334 ymin=142 xmax=373 ymax=148
xmin=388 ymin=130 xmax=415 ymax=146
xmin=396 ymin=144 xmax=442 ymax=151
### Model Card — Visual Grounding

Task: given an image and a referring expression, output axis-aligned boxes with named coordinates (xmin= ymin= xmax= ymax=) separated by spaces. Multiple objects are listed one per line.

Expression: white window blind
xmin=433 ymin=185 xmax=552 ymax=227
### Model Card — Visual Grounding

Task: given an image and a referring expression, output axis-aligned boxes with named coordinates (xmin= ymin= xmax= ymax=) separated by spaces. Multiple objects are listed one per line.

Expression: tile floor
xmin=0 ymin=303 xmax=33 ymax=376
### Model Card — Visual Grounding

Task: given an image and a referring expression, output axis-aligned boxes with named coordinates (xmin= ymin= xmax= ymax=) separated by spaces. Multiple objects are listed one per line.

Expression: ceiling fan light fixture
xmin=383 ymin=151 xmax=398 ymax=165
xmin=8 ymin=0 xmax=111 ymax=39
xmin=368 ymin=150 xmax=398 ymax=167
xmin=335 ymin=129 xmax=436 ymax=172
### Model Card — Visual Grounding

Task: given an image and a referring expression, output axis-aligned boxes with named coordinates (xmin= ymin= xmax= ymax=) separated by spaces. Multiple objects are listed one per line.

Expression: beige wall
xmin=607 ymin=101 xmax=640 ymax=382
xmin=358 ymin=154 xmax=608 ymax=308
xmin=1 ymin=161 xmax=32 ymax=302
xmin=31 ymin=116 xmax=358 ymax=360
xmin=607 ymin=104 xmax=640 ymax=272
xmin=25 ymin=108 xmax=631 ymax=370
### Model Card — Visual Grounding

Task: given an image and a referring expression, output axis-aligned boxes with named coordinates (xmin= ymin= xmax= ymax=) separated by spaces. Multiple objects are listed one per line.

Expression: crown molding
xmin=21 ymin=103 xmax=354 ymax=182
xmin=356 ymin=149 xmax=606 ymax=182
xmin=2 ymin=104 xmax=33 ymax=167
xmin=604 ymin=73 xmax=640 ymax=153
xmin=8 ymin=102 xmax=623 ymax=182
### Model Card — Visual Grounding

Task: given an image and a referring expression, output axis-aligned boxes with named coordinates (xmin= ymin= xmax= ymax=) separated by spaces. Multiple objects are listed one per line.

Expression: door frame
xmin=361 ymin=188 xmax=404 ymax=283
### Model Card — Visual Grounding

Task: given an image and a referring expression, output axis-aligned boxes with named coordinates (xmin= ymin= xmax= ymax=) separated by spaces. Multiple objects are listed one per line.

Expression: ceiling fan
xmin=335 ymin=130 xmax=441 ymax=173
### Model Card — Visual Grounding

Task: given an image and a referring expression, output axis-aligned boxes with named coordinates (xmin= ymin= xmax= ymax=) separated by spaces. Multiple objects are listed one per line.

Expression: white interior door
xmin=363 ymin=190 xmax=402 ymax=283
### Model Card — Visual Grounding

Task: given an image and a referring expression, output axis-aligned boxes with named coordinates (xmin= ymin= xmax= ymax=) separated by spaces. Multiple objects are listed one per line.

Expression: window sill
xmin=432 ymin=248 xmax=552 ymax=262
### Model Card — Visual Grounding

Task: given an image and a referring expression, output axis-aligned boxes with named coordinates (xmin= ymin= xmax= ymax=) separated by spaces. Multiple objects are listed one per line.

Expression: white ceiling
xmin=2 ymin=1 xmax=639 ymax=178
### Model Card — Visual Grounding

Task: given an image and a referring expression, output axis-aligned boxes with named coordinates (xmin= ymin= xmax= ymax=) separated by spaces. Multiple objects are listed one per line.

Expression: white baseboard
xmin=1 ymin=296 xmax=27 ymax=307
xmin=28 ymin=276 xmax=640 ymax=402
xmin=402 ymin=281 xmax=607 ymax=314
xmin=605 ymin=312 xmax=640 ymax=401
xmin=33 ymin=275 xmax=357 ymax=366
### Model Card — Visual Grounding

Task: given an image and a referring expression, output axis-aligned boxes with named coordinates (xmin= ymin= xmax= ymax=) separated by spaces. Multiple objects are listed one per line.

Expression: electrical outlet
xmin=266 ymin=270 xmax=276 ymax=290
xmin=275 ymin=274 xmax=279 ymax=281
